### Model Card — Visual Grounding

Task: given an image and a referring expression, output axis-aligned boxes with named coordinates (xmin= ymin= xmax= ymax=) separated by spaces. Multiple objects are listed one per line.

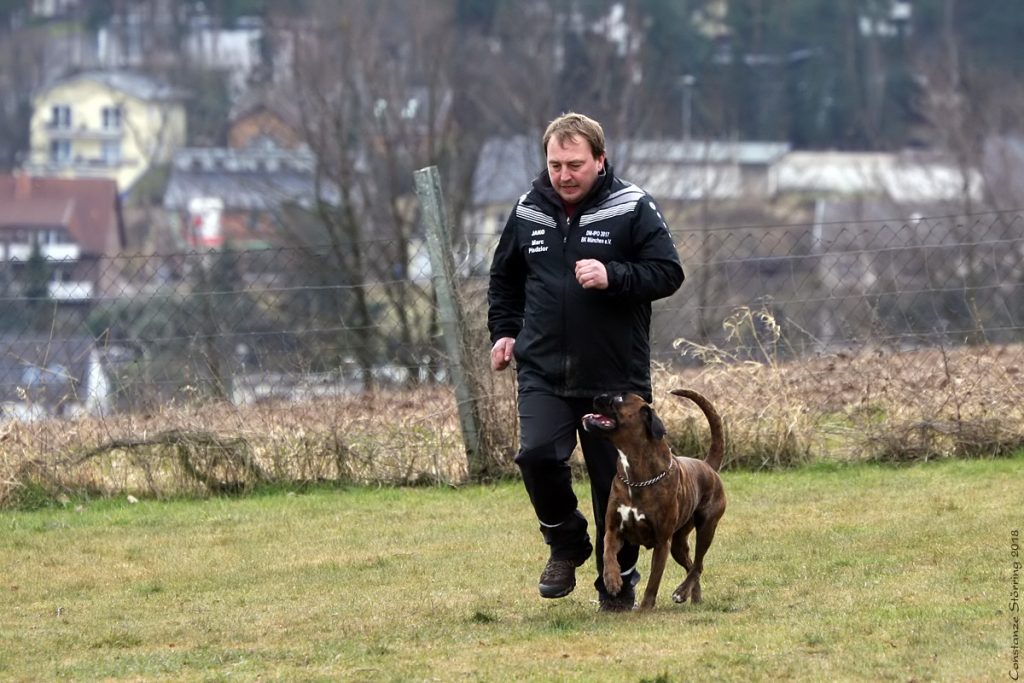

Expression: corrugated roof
xmin=470 ymin=136 xmax=791 ymax=207
xmin=622 ymin=140 xmax=790 ymax=165
xmin=776 ymin=151 xmax=982 ymax=202
xmin=163 ymin=147 xmax=339 ymax=211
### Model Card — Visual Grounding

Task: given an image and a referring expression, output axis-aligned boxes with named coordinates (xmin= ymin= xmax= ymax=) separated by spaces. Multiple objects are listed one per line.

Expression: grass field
xmin=2 ymin=454 xmax=1020 ymax=682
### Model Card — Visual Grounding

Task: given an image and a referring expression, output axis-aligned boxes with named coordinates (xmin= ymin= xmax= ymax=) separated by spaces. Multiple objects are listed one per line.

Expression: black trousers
xmin=515 ymin=390 xmax=640 ymax=596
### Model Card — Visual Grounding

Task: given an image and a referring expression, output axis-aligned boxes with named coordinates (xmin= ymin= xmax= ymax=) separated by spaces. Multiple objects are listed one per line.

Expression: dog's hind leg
xmin=670 ymin=522 xmax=694 ymax=572
xmin=671 ymin=528 xmax=696 ymax=602
xmin=639 ymin=541 xmax=671 ymax=610
xmin=669 ymin=524 xmax=695 ymax=604
xmin=672 ymin=515 xmax=720 ymax=604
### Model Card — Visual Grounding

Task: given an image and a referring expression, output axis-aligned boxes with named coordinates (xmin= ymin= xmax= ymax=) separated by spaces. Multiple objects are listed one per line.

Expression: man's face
xmin=546 ymin=134 xmax=605 ymax=205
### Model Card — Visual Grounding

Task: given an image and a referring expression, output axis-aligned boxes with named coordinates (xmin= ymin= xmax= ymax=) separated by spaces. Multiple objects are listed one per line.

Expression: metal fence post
xmin=413 ymin=165 xmax=484 ymax=478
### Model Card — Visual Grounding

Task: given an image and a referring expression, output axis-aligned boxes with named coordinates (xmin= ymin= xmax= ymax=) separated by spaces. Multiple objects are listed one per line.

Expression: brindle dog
xmin=582 ymin=389 xmax=726 ymax=610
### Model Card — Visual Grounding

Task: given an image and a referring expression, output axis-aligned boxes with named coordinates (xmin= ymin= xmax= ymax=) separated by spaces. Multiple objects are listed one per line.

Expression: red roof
xmin=0 ymin=175 xmax=125 ymax=255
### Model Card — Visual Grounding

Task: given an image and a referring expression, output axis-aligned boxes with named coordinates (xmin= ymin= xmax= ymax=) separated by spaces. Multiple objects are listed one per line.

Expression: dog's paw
xmin=672 ymin=577 xmax=701 ymax=604
xmin=603 ymin=571 xmax=623 ymax=596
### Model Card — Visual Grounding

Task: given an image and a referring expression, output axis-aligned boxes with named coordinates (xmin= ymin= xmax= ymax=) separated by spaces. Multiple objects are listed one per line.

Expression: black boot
xmin=597 ymin=568 xmax=640 ymax=612
xmin=537 ymin=510 xmax=592 ymax=598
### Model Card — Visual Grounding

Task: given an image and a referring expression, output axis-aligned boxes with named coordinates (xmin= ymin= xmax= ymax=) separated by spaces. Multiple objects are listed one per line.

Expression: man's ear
xmin=642 ymin=406 xmax=666 ymax=441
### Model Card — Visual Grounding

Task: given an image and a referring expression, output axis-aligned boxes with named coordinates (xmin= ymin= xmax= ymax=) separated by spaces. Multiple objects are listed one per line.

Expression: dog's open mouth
xmin=582 ymin=413 xmax=617 ymax=432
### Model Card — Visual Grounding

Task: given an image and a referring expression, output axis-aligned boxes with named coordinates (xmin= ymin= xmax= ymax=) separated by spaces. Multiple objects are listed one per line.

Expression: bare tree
xmin=457 ymin=0 xmax=663 ymax=140
xmin=0 ymin=25 xmax=54 ymax=170
xmin=887 ymin=0 xmax=1024 ymax=344
xmin=266 ymin=0 xmax=466 ymax=388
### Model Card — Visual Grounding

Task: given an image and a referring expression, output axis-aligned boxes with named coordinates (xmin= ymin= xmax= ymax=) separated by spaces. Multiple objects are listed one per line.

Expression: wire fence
xmin=2 ymin=209 xmax=1023 ymax=487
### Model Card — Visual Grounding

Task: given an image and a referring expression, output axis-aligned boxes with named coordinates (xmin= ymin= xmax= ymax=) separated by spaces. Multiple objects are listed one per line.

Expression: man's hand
xmin=491 ymin=337 xmax=515 ymax=371
xmin=575 ymin=259 xmax=609 ymax=290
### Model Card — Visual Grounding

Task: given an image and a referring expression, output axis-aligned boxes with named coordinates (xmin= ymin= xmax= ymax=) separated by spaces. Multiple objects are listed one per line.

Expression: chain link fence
xmin=2 ymin=209 xmax=1023 ymax=497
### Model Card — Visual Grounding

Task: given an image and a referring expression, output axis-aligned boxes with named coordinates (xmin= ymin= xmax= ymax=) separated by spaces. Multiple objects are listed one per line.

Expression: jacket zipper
xmin=560 ymin=214 xmax=573 ymax=393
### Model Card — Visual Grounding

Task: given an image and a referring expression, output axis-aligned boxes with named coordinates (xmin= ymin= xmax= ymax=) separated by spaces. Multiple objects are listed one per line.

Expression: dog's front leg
xmin=640 ymin=541 xmax=670 ymax=610
xmin=602 ymin=508 xmax=624 ymax=595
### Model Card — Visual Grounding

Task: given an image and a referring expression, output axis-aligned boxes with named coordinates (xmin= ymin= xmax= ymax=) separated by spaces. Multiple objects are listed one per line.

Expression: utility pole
xmin=680 ymin=74 xmax=696 ymax=141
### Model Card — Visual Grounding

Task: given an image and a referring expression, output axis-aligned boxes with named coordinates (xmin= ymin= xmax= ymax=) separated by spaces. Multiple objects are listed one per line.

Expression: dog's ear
xmin=642 ymin=406 xmax=666 ymax=441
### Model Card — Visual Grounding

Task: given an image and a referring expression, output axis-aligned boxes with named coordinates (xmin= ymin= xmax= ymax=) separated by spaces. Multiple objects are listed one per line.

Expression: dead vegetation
xmin=3 ymin=311 xmax=1024 ymax=508
xmin=0 ymin=386 xmax=473 ymax=508
xmin=660 ymin=306 xmax=1024 ymax=469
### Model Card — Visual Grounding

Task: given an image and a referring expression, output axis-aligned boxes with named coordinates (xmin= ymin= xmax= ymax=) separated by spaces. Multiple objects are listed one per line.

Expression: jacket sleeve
xmin=604 ymin=195 xmax=685 ymax=302
xmin=487 ymin=208 xmax=527 ymax=343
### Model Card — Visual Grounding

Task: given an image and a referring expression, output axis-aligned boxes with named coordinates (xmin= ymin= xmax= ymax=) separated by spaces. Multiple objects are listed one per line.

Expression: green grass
xmin=1 ymin=455 xmax=1020 ymax=682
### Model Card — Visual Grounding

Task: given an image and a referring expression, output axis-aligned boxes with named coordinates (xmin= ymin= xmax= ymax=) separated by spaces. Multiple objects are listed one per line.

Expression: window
xmin=101 ymin=105 xmax=122 ymax=130
xmin=101 ymin=140 xmax=121 ymax=165
xmin=40 ymin=228 xmax=72 ymax=245
xmin=49 ymin=139 xmax=71 ymax=164
xmin=50 ymin=104 xmax=71 ymax=129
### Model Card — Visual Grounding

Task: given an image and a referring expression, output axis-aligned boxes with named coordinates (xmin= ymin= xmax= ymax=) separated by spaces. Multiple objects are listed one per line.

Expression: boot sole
xmin=539 ymin=581 xmax=576 ymax=599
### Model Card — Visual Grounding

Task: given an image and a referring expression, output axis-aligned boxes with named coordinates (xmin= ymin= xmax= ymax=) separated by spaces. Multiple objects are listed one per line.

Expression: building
xmin=466 ymin=135 xmax=791 ymax=272
xmin=0 ymin=173 xmax=125 ymax=301
xmin=775 ymin=150 xmax=982 ymax=204
xmin=227 ymin=96 xmax=304 ymax=151
xmin=163 ymin=145 xmax=337 ymax=250
xmin=25 ymin=70 xmax=186 ymax=193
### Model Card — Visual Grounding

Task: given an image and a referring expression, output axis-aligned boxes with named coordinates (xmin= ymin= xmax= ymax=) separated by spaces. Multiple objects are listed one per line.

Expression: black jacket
xmin=487 ymin=162 xmax=684 ymax=400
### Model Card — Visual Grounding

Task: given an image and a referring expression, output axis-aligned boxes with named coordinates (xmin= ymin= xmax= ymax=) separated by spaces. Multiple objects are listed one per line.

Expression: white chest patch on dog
xmin=617 ymin=450 xmax=633 ymax=501
xmin=617 ymin=504 xmax=646 ymax=530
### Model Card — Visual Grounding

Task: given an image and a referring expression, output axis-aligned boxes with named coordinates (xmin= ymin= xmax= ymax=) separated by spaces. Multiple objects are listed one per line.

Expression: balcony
xmin=4 ymin=242 xmax=81 ymax=261
xmin=46 ymin=123 xmax=123 ymax=140
xmin=23 ymin=156 xmax=137 ymax=178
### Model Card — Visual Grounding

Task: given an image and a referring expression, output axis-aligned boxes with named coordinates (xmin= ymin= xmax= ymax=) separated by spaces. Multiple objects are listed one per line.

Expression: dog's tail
xmin=669 ymin=389 xmax=725 ymax=472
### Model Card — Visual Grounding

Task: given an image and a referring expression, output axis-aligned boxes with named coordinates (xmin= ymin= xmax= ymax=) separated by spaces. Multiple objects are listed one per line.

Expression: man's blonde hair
xmin=542 ymin=112 xmax=606 ymax=159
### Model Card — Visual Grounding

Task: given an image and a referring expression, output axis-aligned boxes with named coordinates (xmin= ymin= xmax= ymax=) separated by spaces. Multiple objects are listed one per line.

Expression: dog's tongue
xmin=584 ymin=413 xmax=615 ymax=428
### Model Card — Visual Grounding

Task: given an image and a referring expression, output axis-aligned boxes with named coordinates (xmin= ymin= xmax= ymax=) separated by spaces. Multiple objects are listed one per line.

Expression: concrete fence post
xmin=413 ymin=165 xmax=485 ymax=478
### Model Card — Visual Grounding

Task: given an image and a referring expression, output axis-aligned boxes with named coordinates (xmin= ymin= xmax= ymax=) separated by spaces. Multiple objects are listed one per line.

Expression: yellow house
xmin=26 ymin=70 xmax=187 ymax=193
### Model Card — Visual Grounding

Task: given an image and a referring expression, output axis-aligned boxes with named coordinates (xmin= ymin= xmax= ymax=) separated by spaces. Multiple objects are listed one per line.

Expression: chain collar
xmin=618 ymin=459 xmax=674 ymax=488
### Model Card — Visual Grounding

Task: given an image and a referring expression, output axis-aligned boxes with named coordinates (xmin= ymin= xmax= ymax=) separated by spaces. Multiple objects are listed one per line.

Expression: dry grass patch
xmin=659 ymin=306 xmax=1024 ymax=469
xmin=3 ymin=307 xmax=1024 ymax=507
xmin=1 ymin=387 xmax=476 ymax=508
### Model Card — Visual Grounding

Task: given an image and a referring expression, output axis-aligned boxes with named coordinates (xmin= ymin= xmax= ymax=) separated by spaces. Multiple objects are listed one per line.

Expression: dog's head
xmin=582 ymin=393 xmax=666 ymax=443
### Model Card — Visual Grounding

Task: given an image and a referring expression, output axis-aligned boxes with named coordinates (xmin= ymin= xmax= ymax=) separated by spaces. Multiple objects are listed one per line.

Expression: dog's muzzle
xmin=581 ymin=393 xmax=624 ymax=432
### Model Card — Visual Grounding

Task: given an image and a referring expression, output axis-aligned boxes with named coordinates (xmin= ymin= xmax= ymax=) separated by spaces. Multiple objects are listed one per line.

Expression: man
xmin=487 ymin=112 xmax=684 ymax=611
